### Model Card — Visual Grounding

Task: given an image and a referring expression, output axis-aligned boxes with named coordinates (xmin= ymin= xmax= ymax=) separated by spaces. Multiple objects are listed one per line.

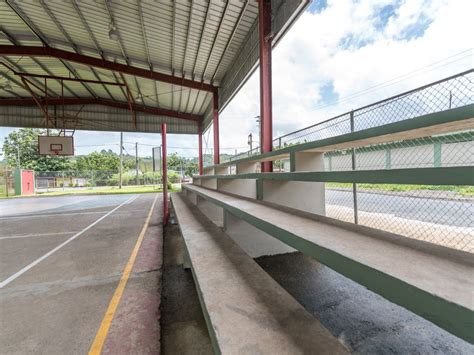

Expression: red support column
xmin=213 ymin=89 xmax=220 ymax=165
xmin=161 ymin=123 xmax=169 ymax=225
xmin=198 ymin=122 xmax=204 ymax=175
xmin=258 ymin=0 xmax=273 ymax=172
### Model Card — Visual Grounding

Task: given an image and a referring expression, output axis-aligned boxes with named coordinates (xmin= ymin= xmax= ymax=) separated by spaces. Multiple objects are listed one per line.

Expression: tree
xmin=166 ymin=153 xmax=198 ymax=176
xmin=75 ymin=151 xmax=120 ymax=172
xmin=2 ymin=128 xmax=74 ymax=171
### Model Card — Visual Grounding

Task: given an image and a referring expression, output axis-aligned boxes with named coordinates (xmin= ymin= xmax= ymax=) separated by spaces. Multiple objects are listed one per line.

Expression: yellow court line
xmin=88 ymin=193 xmax=159 ymax=355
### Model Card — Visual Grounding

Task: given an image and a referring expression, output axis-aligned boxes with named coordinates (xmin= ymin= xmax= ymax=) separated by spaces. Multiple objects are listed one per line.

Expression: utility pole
xmin=17 ymin=145 xmax=20 ymax=167
xmin=119 ymin=132 xmax=123 ymax=189
xmin=135 ymin=142 xmax=139 ymax=186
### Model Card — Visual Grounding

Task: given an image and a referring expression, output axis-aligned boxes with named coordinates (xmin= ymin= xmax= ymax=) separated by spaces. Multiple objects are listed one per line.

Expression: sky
xmin=1 ymin=0 xmax=472 ymax=159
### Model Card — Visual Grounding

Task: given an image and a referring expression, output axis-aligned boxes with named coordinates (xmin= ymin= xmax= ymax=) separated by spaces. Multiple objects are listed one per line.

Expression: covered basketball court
xmin=0 ymin=0 xmax=312 ymax=353
xmin=1 ymin=0 xmax=473 ymax=354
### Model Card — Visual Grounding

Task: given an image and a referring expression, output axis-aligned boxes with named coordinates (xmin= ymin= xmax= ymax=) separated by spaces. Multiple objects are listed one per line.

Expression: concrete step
xmin=171 ymin=192 xmax=348 ymax=354
xmin=182 ymin=184 xmax=474 ymax=343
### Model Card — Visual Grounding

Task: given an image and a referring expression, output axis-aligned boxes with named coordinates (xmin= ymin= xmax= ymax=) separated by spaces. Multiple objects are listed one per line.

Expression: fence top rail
xmin=202 ymin=105 xmax=474 ymax=171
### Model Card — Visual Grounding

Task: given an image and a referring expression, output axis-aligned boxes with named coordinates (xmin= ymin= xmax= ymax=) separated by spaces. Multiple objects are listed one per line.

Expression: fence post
xmin=5 ymin=168 xmax=9 ymax=197
xmin=62 ymin=171 xmax=65 ymax=191
xmin=350 ymin=111 xmax=358 ymax=224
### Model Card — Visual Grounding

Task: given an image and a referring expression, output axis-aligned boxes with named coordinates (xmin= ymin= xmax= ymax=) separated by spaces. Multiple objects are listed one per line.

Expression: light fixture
xmin=135 ymin=94 xmax=143 ymax=103
xmin=108 ymin=22 xmax=119 ymax=41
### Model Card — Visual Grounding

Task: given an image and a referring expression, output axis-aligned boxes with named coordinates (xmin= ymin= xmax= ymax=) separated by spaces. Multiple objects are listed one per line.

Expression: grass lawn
xmin=1 ymin=184 xmax=181 ymax=198
xmin=326 ymin=183 xmax=474 ymax=197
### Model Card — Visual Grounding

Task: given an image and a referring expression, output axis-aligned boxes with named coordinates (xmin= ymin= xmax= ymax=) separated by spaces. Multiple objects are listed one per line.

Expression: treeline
xmin=1 ymin=128 xmax=199 ymax=176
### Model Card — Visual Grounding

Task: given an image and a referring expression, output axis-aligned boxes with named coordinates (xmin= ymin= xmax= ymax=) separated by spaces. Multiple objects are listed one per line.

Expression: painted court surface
xmin=0 ymin=194 xmax=163 ymax=354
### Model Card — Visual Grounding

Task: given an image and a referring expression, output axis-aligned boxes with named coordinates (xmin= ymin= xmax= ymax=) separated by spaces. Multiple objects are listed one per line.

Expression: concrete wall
xmin=357 ymin=151 xmax=386 ymax=170
xmin=200 ymin=177 xmax=217 ymax=190
xmin=217 ymin=179 xmax=257 ymax=199
xmin=392 ymin=145 xmax=433 ymax=169
xmin=330 ymin=155 xmax=352 ymax=171
xmin=237 ymin=161 xmax=258 ymax=173
xmin=224 ymin=211 xmax=295 ymax=257
xmin=263 ymin=152 xmax=325 ymax=215
xmin=442 ymin=141 xmax=473 ymax=166
xmin=324 ymin=141 xmax=473 ymax=171
xmin=196 ymin=195 xmax=224 ymax=227
xmin=262 ymin=181 xmax=325 ymax=215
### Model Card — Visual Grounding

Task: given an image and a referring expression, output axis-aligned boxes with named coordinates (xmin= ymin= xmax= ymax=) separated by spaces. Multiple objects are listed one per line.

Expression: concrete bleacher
xmin=171 ymin=193 xmax=348 ymax=354
xmin=172 ymin=106 xmax=474 ymax=349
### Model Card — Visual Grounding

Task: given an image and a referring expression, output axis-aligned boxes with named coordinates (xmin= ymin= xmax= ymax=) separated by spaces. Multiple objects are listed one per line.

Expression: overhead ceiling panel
xmin=0 ymin=0 xmax=310 ymax=134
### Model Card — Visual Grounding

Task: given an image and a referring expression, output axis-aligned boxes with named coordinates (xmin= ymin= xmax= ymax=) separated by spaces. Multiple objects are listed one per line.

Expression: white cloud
xmin=215 ymin=0 xmax=473 ymax=154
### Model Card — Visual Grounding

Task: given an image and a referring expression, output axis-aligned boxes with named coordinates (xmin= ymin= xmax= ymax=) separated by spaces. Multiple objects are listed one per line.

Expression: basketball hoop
xmin=50 ymin=143 xmax=63 ymax=156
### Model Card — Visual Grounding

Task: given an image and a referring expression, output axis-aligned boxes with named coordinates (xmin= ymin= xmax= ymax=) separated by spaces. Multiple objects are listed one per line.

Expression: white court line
xmin=0 ymin=211 xmax=108 ymax=220
xmin=0 ymin=195 xmax=139 ymax=289
xmin=0 ymin=231 xmax=80 ymax=241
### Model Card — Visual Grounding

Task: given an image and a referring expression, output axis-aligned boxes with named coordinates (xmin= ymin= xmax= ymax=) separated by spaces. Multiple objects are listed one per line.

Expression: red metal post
xmin=212 ymin=90 xmax=220 ymax=165
xmin=198 ymin=122 xmax=204 ymax=175
xmin=161 ymin=123 xmax=169 ymax=225
xmin=258 ymin=0 xmax=273 ymax=172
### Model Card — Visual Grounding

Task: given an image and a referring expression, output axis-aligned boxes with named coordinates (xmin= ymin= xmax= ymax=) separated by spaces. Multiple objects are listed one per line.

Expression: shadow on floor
xmin=160 ymin=222 xmax=213 ymax=354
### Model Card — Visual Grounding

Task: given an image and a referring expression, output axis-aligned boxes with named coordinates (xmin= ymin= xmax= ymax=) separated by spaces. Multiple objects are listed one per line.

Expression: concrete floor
xmin=161 ymin=208 xmax=473 ymax=354
xmin=0 ymin=194 xmax=162 ymax=354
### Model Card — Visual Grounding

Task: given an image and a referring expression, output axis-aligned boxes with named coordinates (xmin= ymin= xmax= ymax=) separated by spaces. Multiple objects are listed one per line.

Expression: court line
xmin=88 ymin=193 xmax=159 ymax=355
xmin=0 ymin=211 xmax=107 ymax=220
xmin=0 ymin=231 xmax=80 ymax=241
xmin=0 ymin=195 xmax=139 ymax=289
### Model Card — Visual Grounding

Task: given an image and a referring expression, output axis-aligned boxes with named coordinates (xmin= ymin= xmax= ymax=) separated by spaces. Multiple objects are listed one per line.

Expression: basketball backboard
xmin=38 ymin=136 xmax=74 ymax=156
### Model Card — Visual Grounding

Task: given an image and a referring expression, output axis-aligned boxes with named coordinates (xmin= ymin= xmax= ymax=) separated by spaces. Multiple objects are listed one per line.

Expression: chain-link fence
xmin=323 ymin=128 xmax=474 ymax=252
xmin=213 ymin=71 xmax=474 ymax=252
xmin=222 ymin=70 xmax=473 ymax=163
xmin=274 ymin=69 xmax=473 ymax=149
xmin=35 ymin=170 xmax=166 ymax=193
xmin=0 ymin=168 xmax=14 ymax=197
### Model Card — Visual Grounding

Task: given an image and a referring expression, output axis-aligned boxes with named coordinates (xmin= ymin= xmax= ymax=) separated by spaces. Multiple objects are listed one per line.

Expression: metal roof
xmin=0 ymin=0 xmax=309 ymax=134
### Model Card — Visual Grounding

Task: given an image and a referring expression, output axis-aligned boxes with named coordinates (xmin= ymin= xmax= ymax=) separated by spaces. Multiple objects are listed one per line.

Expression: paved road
xmin=327 ymin=189 xmax=473 ymax=227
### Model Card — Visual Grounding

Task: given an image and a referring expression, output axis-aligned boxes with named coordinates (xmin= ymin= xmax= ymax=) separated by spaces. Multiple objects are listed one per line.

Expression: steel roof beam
xmin=5 ymin=0 xmax=94 ymax=97
xmin=187 ymin=1 xmax=213 ymax=116
xmin=0 ymin=45 xmax=216 ymax=93
xmin=137 ymin=0 xmax=159 ymax=107
xmin=67 ymin=1 xmax=120 ymax=100
xmin=102 ymin=0 xmax=143 ymax=101
xmin=0 ymin=27 xmax=66 ymax=97
xmin=0 ymin=98 xmax=202 ymax=122
xmin=211 ymin=1 xmax=249 ymax=82
xmin=201 ymin=1 xmax=231 ymax=80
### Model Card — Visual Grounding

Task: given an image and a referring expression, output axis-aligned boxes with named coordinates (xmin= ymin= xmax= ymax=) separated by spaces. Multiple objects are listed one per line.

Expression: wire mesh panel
xmin=326 ymin=183 xmax=473 ymax=252
xmin=34 ymin=170 xmax=163 ymax=191
xmin=223 ymin=71 xmax=472 ymax=164
xmin=272 ymin=70 xmax=473 ymax=149
xmin=324 ymin=129 xmax=474 ymax=252
xmin=208 ymin=71 xmax=474 ymax=252
xmin=325 ymin=131 xmax=474 ymax=171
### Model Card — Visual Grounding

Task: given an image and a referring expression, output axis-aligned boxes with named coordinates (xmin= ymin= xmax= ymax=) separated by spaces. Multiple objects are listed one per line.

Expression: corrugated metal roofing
xmin=0 ymin=0 xmax=309 ymax=134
